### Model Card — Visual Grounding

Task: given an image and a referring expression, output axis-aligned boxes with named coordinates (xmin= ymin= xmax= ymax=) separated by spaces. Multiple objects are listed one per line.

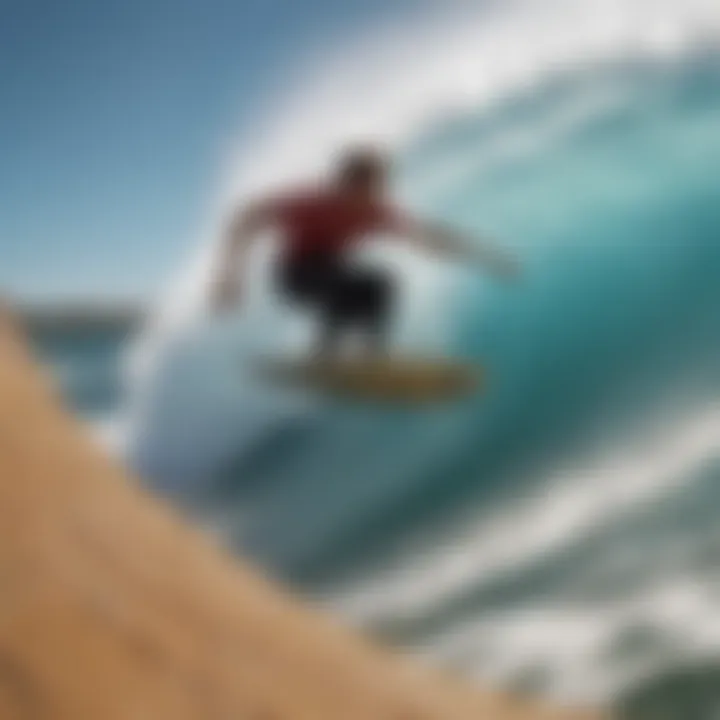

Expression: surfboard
xmin=256 ymin=357 xmax=484 ymax=403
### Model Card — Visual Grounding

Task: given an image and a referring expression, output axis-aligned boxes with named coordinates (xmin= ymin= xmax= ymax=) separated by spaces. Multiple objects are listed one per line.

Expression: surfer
xmin=212 ymin=146 xmax=518 ymax=357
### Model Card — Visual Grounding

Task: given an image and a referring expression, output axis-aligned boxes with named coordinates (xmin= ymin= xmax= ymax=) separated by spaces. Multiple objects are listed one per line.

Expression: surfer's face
xmin=336 ymin=150 xmax=390 ymax=201
xmin=346 ymin=170 xmax=387 ymax=201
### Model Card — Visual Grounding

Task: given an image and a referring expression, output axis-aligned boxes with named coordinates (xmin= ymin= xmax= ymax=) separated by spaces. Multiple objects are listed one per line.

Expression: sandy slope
xmin=0 ymin=313 xmax=601 ymax=719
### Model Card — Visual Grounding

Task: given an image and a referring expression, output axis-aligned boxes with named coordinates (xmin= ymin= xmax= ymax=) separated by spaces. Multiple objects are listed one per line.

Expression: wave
xmin=125 ymin=2 xmax=720 ymax=704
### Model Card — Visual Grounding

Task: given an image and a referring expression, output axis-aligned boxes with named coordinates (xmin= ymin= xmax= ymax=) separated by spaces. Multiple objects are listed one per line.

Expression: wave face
xmin=125 ymin=35 xmax=720 ymax=707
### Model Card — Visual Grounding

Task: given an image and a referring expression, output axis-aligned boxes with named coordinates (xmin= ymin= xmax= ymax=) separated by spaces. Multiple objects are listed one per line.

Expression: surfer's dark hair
xmin=336 ymin=146 xmax=390 ymax=186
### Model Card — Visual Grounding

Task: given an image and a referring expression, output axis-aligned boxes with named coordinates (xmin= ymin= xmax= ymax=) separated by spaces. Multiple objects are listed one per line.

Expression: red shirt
xmin=273 ymin=189 xmax=404 ymax=262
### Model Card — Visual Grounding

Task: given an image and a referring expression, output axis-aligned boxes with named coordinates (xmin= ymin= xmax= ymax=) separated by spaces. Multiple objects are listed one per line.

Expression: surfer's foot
xmin=364 ymin=329 xmax=391 ymax=361
xmin=310 ymin=322 xmax=390 ymax=362
xmin=309 ymin=341 xmax=342 ymax=366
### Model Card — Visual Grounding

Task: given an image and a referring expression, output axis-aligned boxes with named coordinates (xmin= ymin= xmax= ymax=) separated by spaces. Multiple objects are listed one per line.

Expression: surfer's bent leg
xmin=360 ymin=270 xmax=393 ymax=355
xmin=277 ymin=254 xmax=345 ymax=359
xmin=277 ymin=253 xmax=394 ymax=358
xmin=329 ymin=267 xmax=393 ymax=356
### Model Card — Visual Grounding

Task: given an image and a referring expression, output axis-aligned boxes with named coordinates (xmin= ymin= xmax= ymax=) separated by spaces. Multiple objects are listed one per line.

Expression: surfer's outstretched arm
xmin=395 ymin=215 xmax=520 ymax=280
xmin=211 ymin=201 xmax=278 ymax=312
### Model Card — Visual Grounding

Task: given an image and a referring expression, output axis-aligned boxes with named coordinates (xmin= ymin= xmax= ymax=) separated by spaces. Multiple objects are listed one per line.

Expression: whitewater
xmin=116 ymin=0 xmax=720 ymax=709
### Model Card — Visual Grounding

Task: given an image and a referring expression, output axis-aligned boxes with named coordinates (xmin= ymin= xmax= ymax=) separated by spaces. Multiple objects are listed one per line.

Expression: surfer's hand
xmin=491 ymin=252 xmax=521 ymax=282
xmin=470 ymin=247 xmax=520 ymax=282
xmin=211 ymin=275 xmax=241 ymax=314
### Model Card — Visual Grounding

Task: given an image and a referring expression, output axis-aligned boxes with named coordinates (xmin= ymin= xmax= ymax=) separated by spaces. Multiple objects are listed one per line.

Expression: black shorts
xmin=277 ymin=253 xmax=392 ymax=328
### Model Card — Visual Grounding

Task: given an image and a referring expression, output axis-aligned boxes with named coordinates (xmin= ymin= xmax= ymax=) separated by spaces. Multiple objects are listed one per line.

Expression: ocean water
xmin=37 ymin=12 xmax=720 ymax=718
xmin=30 ymin=326 xmax=131 ymax=418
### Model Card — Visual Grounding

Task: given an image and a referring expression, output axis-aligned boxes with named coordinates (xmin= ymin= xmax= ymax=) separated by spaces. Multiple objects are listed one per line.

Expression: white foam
xmin=330 ymin=404 xmax=720 ymax=625
xmin=417 ymin=574 xmax=720 ymax=701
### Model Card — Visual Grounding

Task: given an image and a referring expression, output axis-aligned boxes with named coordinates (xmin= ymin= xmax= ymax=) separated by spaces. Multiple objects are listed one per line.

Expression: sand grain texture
xmin=0 ymin=315 xmax=601 ymax=719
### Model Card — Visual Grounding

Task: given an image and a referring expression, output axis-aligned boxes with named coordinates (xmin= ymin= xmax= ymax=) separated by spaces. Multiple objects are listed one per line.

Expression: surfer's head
xmin=335 ymin=146 xmax=390 ymax=200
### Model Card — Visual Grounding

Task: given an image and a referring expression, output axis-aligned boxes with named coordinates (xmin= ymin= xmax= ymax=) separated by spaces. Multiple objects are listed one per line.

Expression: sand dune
xmin=0 ymin=312 xmax=601 ymax=719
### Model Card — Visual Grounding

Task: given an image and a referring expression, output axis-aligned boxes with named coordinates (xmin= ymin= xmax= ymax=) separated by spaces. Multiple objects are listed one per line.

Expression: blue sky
xmin=0 ymin=0 xmax=423 ymax=301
